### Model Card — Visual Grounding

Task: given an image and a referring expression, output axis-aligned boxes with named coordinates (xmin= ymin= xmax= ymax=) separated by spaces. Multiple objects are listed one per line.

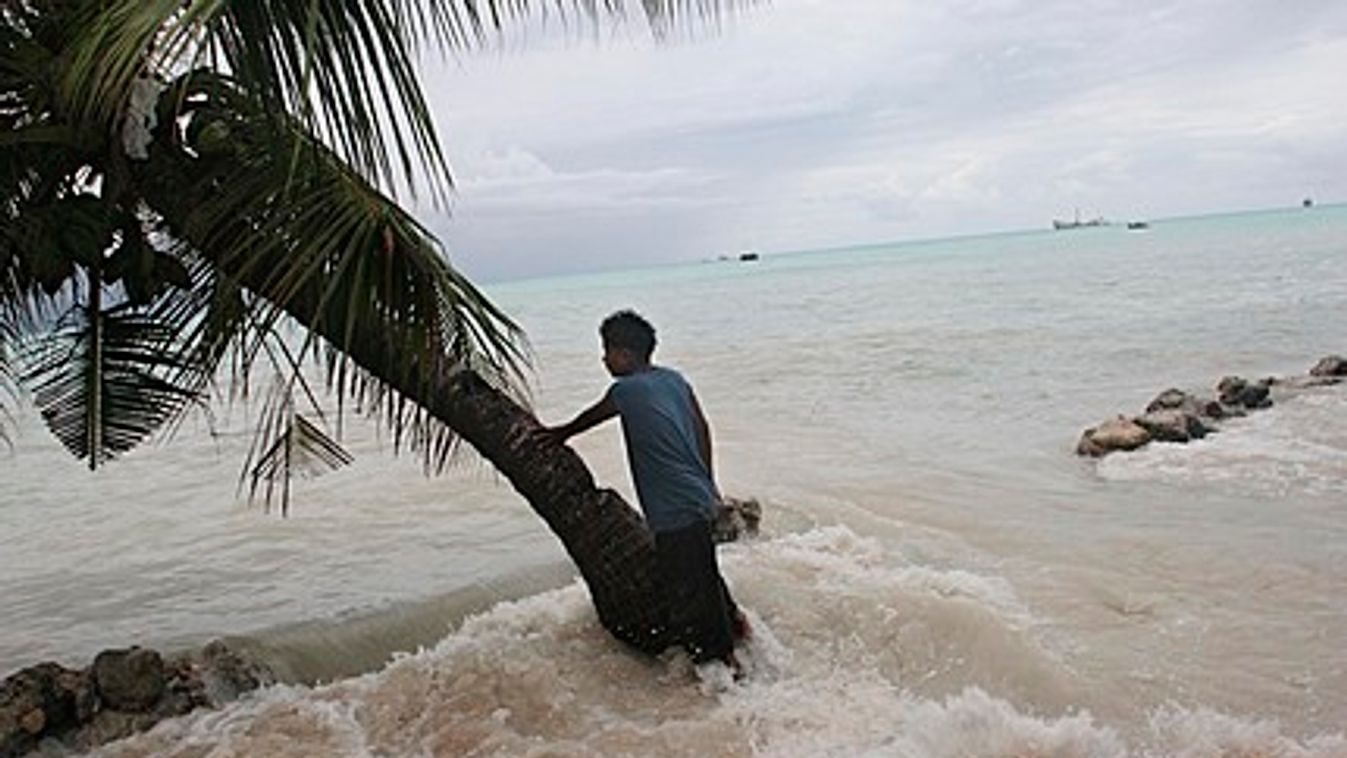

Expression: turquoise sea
xmin=3 ymin=205 xmax=1346 ymax=755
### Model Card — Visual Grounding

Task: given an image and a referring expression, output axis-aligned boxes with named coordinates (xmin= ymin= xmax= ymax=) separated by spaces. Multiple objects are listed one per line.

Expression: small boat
xmin=738 ymin=251 xmax=760 ymax=262
xmin=1303 ymin=197 xmax=1314 ymax=208
xmin=1126 ymin=221 xmax=1149 ymax=230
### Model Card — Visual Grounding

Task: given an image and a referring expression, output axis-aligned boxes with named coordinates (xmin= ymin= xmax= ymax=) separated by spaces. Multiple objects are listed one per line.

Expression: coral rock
xmin=1134 ymin=410 xmax=1209 ymax=443
xmin=1077 ymin=417 xmax=1151 ymax=457
xmin=92 ymin=648 xmax=165 ymax=713
xmin=1309 ymin=355 xmax=1347 ymax=377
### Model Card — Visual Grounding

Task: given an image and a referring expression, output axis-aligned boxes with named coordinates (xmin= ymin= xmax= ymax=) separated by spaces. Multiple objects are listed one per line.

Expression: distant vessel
xmin=1303 ymin=197 xmax=1314 ymax=208
xmin=1126 ymin=221 xmax=1150 ymax=231
xmin=738 ymin=251 xmax=760 ymax=262
xmin=1052 ymin=208 xmax=1108 ymax=230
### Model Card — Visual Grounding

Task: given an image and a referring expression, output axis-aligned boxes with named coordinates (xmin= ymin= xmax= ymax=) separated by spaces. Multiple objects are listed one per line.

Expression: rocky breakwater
xmin=0 ymin=640 xmax=272 ymax=757
xmin=1077 ymin=355 xmax=1347 ymax=458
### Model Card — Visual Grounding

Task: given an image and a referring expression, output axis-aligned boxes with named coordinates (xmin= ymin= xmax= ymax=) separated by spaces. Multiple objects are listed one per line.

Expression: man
xmin=545 ymin=310 xmax=747 ymax=672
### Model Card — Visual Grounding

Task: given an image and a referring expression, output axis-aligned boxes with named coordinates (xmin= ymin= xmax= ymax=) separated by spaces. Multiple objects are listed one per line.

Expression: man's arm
xmin=545 ymin=392 xmax=619 ymax=442
xmin=690 ymin=390 xmax=714 ymax=482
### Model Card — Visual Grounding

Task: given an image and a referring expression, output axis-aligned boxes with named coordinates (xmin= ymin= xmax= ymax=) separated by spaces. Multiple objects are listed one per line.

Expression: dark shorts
xmin=654 ymin=518 xmax=740 ymax=664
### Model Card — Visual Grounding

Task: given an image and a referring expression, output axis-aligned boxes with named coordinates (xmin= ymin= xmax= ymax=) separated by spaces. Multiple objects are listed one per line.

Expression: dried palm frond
xmin=246 ymin=374 xmax=353 ymax=516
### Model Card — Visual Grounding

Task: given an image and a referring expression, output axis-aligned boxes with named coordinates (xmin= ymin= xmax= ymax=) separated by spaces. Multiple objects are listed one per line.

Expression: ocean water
xmin=3 ymin=206 xmax=1347 ymax=756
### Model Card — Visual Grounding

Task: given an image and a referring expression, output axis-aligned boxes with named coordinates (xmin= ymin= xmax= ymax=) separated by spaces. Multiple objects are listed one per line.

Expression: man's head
xmin=600 ymin=310 xmax=656 ymax=376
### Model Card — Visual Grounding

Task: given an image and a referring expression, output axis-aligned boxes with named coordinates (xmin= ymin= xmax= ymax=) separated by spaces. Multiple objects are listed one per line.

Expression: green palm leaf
xmin=60 ymin=0 xmax=751 ymax=200
xmin=134 ymin=70 xmax=527 ymax=474
xmin=22 ymin=301 xmax=204 ymax=468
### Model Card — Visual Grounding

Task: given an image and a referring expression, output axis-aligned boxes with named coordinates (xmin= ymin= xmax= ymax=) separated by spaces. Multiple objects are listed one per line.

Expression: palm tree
xmin=0 ymin=0 xmax=744 ymax=655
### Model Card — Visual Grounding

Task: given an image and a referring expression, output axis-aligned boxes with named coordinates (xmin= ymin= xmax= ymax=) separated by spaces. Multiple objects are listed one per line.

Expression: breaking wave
xmin=85 ymin=528 xmax=1343 ymax=757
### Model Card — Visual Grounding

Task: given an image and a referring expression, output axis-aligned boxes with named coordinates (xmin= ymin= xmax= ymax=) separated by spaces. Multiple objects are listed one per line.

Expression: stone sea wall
xmin=1077 ymin=355 xmax=1346 ymax=457
xmin=0 ymin=640 xmax=271 ymax=757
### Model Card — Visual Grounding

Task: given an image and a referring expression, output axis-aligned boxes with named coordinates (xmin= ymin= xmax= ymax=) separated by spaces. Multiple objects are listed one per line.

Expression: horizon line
xmin=482 ymin=199 xmax=1342 ymax=288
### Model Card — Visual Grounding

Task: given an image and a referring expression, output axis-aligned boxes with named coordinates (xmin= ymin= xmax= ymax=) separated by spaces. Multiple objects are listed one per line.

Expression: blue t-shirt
xmin=607 ymin=366 xmax=720 ymax=532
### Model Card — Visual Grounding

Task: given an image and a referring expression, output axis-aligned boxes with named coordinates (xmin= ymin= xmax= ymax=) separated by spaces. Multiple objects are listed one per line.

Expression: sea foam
xmin=90 ymin=527 xmax=1343 ymax=757
xmin=1097 ymin=389 xmax=1347 ymax=497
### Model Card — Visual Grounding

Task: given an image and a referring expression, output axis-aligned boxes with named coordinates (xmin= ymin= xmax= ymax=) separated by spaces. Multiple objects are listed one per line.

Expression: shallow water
xmin=4 ymin=206 xmax=1347 ymax=755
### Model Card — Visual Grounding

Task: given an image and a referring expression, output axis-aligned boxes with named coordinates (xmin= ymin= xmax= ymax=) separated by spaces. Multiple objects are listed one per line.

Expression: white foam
xmin=1144 ymin=706 xmax=1347 ymax=758
xmin=92 ymin=527 xmax=1345 ymax=757
xmin=1097 ymin=390 xmax=1347 ymax=496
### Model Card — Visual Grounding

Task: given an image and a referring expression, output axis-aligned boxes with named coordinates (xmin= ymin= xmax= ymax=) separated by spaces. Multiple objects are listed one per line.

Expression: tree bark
xmin=399 ymin=368 xmax=673 ymax=654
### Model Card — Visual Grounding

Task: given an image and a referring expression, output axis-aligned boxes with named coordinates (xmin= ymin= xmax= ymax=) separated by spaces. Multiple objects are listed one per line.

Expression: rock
xmin=92 ymin=648 xmax=164 ymax=713
xmin=1217 ymin=376 xmax=1272 ymax=410
xmin=1144 ymin=388 xmax=1187 ymax=412
xmin=1217 ymin=376 xmax=1247 ymax=405
xmin=17 ymin=709 xmax=43 ymax=736
xmin=70 ymin=709 xmax=165 ymax=753
xmin=1310 ymin=355 xmax=1347 ymax=377
xmin=3 ymin=641 xmax=272 ymax=756
xmin=195 ymin=640 xmax=272 ymax=705
xmin=1077 ymin=417 xmax=1151 ymax=457
xmin=1236 ymin=382 xmax=1272 ymax=409
xmin=0 ymin=662 xmax=90 ymax=758
xmin=158 ymin=656 xmax=207 ymax=716
xmin=1080 ymin=357 xmax=1346 ymax=461
xmin=1145 ymin=388 xmax=1224 ymax=419
xmin=713 ymin=497 xmax=762 ymax=543
xmin=58 ymin=669 xmax=96 ymax=726
xmin=1134 ymin=410 xmax=1209 ymax=443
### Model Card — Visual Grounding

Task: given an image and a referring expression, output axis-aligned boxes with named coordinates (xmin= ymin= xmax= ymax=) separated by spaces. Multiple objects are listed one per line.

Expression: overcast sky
xmin=414 ymin=0 xmax=1347 ymax=282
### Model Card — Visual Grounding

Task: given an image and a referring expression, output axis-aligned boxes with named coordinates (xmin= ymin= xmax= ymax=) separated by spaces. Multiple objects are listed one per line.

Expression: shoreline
xmin=1 ymin=502 xmax=761 ymax=755
xmin=0 ymin=561 xmax=575 ymax=755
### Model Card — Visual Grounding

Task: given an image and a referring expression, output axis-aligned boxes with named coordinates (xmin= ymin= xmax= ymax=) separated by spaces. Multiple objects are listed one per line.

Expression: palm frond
xmin=244 ymin=362 xmax=353 ymax=516
xmin=21 ymin=299 xmax=204 ymax=468
xmin=135 ymin=70 xmax=527 ymax=477
xmin=62 ymin=0 xmax=455 ymax=200
xmin=58 ymin=0 xmax=753 ymax=201
xmin=0 ymin=310 xmax=16 ymax=448
xmin=0 ymin=231 xmax=18 ymax=446
xmin=250 ymin=412 xmax=354 ymax=515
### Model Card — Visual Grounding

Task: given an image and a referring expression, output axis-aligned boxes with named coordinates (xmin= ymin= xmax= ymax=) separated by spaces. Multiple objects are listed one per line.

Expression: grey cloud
xmin=417 ymin=0 xmax=1347 ymax=280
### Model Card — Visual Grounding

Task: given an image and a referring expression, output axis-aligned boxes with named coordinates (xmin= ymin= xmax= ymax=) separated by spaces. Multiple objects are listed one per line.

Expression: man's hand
xmin=541 ymin=395 xmax=618 ymax=446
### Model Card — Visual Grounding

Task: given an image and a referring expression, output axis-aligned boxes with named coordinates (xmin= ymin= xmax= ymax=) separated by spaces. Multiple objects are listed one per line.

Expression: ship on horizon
xmin=1052 ymin=208 xmax=1109 ymax=230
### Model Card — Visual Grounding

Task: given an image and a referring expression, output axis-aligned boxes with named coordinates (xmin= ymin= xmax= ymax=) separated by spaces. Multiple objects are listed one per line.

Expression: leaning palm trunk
xmin=220 ymin=250 xmax=672 ymax=655
xmin=188 ymin=242 xmax=674 ymax=651
xmin=312 ymin=330 xmax=671 ymax=655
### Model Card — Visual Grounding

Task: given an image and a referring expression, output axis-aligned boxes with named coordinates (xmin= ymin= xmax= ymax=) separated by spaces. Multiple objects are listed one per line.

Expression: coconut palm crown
xmin=2 ymin=0 xmax=537 ymax=481
xmin=2 ymin=0 xmax=746 ymax=654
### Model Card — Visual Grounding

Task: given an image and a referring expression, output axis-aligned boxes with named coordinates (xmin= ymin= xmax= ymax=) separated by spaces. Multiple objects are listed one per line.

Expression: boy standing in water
xmin=546 ymin=310 xmax=747 ymax=672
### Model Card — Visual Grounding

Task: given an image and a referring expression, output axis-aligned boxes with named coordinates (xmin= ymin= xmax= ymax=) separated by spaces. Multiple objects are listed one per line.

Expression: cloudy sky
xmin=413 ymin=0 xmax=1347 ymax=281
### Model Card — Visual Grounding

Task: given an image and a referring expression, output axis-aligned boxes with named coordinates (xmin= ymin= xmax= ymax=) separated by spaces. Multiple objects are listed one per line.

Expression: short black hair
xmin=600 ymin=309 xmax=657 ymax=358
